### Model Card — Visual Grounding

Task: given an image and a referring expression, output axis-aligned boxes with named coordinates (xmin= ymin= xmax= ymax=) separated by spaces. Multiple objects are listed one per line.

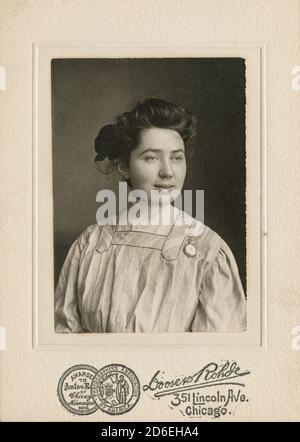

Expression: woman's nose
xmin=159 ymin=160 xmax=174 ymax=178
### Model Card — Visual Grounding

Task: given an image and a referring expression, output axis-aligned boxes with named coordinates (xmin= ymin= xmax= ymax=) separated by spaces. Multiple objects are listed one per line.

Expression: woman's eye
xmin=172 ymin=156 xmax=184 ymax=161
xmin=144 ymin=156 xmax=159 ymax=162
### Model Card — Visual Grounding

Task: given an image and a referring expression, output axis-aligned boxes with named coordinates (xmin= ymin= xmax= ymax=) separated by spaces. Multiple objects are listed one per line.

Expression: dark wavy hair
xmin=95 ymin=98 xmax=197 ymax=167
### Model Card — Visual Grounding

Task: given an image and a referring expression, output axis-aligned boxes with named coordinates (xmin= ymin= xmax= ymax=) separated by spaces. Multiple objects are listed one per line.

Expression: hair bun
xmin=95 ymin=124 xmax=121 ymax=161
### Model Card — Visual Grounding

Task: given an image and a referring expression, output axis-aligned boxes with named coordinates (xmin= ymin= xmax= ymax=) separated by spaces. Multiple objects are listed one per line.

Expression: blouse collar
xmin=95 ymin=209 xmax=201 ymax=261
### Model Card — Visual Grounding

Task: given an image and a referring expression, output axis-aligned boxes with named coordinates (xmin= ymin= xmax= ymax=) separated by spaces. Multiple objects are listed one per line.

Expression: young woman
xmin=55 ymin=98 xmax=246 ymax=333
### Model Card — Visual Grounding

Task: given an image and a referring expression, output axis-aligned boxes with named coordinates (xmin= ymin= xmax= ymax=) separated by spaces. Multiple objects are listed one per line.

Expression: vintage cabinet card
xmin=0 ymin=0 xmax=299 ymax=422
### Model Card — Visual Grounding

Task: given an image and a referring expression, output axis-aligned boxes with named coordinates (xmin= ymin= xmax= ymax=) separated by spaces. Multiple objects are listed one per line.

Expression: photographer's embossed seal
xmin=91 ymin=364 xmax=140 ymax=415
xmin=57 ymin=364 xmax=98 ymax=415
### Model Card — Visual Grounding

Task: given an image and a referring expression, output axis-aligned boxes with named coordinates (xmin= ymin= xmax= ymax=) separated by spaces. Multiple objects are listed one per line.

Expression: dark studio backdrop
xmin=51 ymin=58 xmax=246 ymax=292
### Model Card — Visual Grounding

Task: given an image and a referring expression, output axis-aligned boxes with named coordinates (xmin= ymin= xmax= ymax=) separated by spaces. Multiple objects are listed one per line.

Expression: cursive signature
xmin=143 ymin=361 xmax=250 ymax=398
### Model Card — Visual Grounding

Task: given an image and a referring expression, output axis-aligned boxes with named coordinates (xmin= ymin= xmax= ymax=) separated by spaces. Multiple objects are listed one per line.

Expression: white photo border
xmin=32 ymin=42 xmax=266 ymax=350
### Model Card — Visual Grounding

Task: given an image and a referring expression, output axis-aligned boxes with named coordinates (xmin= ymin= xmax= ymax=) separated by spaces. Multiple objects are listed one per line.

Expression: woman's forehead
xmin=137 ymin=127 xmax=185 ymax=152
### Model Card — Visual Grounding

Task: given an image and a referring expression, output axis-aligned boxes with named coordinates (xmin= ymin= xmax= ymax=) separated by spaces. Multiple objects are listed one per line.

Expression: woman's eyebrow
xmin=138 ymin=148 xmax=185 ymax=156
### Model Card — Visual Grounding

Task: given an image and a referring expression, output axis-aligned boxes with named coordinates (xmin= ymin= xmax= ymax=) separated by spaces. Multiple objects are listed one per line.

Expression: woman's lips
xmin=154 ymin=185 xmax=175 ymax=190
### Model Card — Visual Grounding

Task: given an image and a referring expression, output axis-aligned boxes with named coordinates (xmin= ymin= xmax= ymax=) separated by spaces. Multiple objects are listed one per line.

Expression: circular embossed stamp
xmin=91 ymin=364 xmax=140 ymax=415
xmin=57 ymin=364 xmax=98 ymax=415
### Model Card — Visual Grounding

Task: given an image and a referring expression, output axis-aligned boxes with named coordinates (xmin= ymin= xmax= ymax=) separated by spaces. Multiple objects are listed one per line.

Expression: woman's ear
xmin=117 ymin=161 xmax=130 ymax=180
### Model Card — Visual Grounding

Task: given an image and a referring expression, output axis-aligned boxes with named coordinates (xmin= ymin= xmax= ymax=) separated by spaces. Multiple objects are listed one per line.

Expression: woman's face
xmin=121 ymin=127 xmax=187 ymax=203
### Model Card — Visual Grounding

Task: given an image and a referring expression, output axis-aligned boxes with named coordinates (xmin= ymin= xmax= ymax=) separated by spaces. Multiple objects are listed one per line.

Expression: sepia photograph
xmin=52 ymin=58 xmax=247 ymax=333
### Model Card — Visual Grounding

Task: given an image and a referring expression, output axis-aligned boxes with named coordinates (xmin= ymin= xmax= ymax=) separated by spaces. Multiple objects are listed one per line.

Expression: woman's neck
xmin=120 ymin=202 xmax=179 ymax=227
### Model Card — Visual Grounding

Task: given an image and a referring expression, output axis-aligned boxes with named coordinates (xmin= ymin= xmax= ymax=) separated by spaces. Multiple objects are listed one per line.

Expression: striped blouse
xmin=55 ymin=211 xmax=246 ymax=333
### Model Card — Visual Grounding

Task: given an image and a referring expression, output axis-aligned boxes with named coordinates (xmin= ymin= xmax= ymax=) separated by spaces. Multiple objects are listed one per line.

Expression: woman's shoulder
xmin=75 ymin=223 xmax=107 ymax=250
xmin=187 ymin=218 xmax=222 ymax=245
xmin=186 ymin=220 xmax=241 ymax=279
xmin=187 ymin=219 xmax=229 ymax=263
